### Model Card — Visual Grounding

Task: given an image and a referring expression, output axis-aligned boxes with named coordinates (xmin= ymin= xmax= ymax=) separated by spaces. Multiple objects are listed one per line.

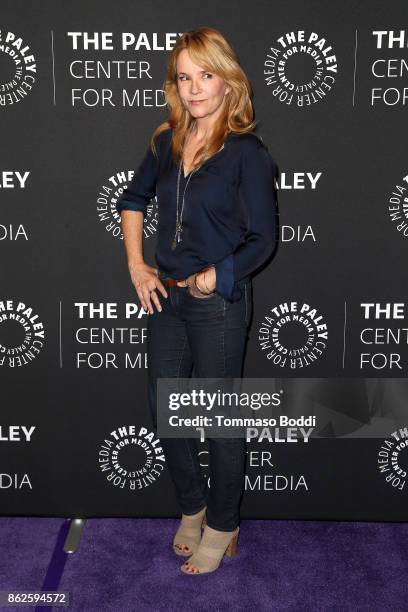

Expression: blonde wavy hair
xmin=150 ymin=27 xmax=257 ymax=170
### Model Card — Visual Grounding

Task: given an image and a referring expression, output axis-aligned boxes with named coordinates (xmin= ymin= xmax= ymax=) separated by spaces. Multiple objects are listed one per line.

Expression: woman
xmin=116 ymin=27 xmax=279 ymax=575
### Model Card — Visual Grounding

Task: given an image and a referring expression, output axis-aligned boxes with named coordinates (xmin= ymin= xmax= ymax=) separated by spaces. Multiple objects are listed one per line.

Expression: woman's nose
xmin=189 ymin=79 xmax=202 ymax=94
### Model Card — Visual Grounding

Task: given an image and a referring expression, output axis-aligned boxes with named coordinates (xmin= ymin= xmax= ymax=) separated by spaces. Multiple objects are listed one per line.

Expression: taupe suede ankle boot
xmin=173 ymin=506 xmax=207 ymax=557
xmin=180 ymin=524 xmax=239 ymax=574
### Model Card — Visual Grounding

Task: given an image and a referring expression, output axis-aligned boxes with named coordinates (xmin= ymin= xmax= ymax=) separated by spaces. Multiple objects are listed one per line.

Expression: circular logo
xmin=377 ymin=428 xmax=408 ymax=491
xmin=258 ymin=301 xmax=328 ymax=368
xmin=0 ymin=300 xmax=45 ymax=367
xmin=264 ymin=30 xmax=337 ymax=106
xmin=387 ymin=174 xmax=408 ymax=237
xmin=96 ymin=170 xmax=158 ymax=240
xmin=0 ymin=30 xmax=38 ymax=106
xmin=98 ymin=425 xmax=165 ymax=490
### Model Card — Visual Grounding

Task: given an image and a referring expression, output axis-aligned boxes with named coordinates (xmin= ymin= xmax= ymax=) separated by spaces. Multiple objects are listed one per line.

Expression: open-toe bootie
xmin=173 ymin=506 xmax=207 ymax=557
xmin=180 ymin=524 xmax=239 ymax=574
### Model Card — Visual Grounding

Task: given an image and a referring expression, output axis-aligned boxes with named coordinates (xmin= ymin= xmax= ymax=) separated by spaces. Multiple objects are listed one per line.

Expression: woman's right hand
xmin=128 ymin=261 xmax=168 ymax=314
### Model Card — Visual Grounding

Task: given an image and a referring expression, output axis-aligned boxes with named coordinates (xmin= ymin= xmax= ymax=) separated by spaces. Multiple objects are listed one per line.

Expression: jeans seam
xmin=177 ymin=334 xmax=187 ymax=379
xmin=181 ymin=437 xmax=206 ymax=512
xmin=244 ymin=283 xmax=248 ymax=326
xmin=177 ymin=332 xmax=206 ymax=512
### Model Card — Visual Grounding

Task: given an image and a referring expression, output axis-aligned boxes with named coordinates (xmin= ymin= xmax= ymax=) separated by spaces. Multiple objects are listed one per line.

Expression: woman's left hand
xmin=176 ymin=266 xmax=216 ymax=297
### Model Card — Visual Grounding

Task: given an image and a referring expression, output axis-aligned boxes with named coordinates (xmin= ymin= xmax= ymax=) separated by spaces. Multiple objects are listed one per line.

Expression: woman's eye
xmin=178 ymin=73 xmax=212 ymax=81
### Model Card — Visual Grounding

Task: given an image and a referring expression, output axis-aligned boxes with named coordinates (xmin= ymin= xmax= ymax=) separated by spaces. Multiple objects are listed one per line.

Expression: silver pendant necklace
xmin=171 ymin=160 xmax=197 ymax=250
xmin=171 ymin=133 xmax=226 ymax=251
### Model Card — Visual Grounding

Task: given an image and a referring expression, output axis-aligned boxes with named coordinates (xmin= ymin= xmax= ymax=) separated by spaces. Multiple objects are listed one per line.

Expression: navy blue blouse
xmin=116 ymin=127 xmax=279 ymax=302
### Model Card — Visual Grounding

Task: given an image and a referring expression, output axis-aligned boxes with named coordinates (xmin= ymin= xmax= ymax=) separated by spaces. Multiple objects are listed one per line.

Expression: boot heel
xmin=225 ymin=528 xmax=239 ymax=558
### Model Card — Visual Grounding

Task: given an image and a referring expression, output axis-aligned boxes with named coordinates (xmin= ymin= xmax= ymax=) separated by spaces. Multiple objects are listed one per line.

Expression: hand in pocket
xmin=177 ymin=268 xmax=216 ymax=299
xmin=187 ymin=282 xmax=215 ymax=299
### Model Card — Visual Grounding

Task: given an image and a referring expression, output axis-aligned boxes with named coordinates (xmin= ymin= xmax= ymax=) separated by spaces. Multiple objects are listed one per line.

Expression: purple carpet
xmin=0 ymin=517 xmax=407 ymax=611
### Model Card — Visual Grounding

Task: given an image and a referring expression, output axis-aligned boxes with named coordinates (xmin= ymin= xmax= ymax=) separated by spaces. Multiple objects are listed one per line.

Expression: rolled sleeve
xmin=213 ymin=136 xmax=279 ymax=301
xmin=115 ymin=135 xmax=161 ymax=217
xmin=215 ymin=253 xmax=234 ymax=300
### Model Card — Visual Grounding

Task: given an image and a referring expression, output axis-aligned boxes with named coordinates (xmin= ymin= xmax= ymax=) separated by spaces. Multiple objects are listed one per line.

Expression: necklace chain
xmin=172 ymin=161 xmax=197 ymax=250
xmin=171 ymin=133 xmax=226 ymax=251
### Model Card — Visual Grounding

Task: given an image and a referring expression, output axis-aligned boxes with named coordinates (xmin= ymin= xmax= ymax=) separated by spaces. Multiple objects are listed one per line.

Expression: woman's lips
xmin=189 ymin=100 xmax=206 ymax=105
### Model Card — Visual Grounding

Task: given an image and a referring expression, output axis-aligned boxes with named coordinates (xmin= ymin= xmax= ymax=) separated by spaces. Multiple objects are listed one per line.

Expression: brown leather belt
xmin=160 ymin=276 xmax=184 ymax=288
xmin=159 ymin=264 xmax=212 ymax=287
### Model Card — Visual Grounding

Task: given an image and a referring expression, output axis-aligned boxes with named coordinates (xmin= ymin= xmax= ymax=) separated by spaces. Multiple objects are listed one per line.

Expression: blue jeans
xmin=147 ymin=280 xmax=252 ymax=531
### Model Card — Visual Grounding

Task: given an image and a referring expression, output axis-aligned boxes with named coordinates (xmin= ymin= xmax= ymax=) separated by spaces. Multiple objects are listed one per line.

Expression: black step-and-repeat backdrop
xmin=2 ymin=1 xmax=408 ymax=520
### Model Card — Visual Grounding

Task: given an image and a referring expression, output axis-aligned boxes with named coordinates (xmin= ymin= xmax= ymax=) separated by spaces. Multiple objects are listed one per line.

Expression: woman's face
xmin=176 ymin=48 xmax=230 ymax=122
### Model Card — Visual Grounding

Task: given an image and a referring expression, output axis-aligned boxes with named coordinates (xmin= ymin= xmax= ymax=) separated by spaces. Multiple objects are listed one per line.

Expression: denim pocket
xmin=187 ymin=286 xmax=218 ymax=300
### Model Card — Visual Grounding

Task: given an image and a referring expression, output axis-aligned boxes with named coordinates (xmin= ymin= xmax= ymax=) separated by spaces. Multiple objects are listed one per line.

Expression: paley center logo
xmin=0 ymin=30 xmax=37 ymax=106
xmin=377 ymin=427 xmax=408 ymax=491
xmin=264 ymin=30 xmax=338 ymax=106
xmin=258 ymin=301 xmax=328 ymax=368
xmin=387 ymin=173 xmax=408 ymax=238
xmin=96 ymin=170 xmax=158 ymax=240
xmin=98 ymin=425 xmax=165 ymax=490
xmin=0 ymin=171 xmax=30 ymax=242
xmin=0 ymin=300 xmax=45 ymax=367
xmin=0 ymin=425 xmax=36 ymax=491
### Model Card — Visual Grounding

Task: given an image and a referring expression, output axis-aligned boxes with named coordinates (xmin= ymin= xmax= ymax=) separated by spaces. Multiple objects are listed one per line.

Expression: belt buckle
xmin=158 ymin=271 xmax=185 ymax=288
xmin=160 ymin=276 xmax=178 ymax=288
